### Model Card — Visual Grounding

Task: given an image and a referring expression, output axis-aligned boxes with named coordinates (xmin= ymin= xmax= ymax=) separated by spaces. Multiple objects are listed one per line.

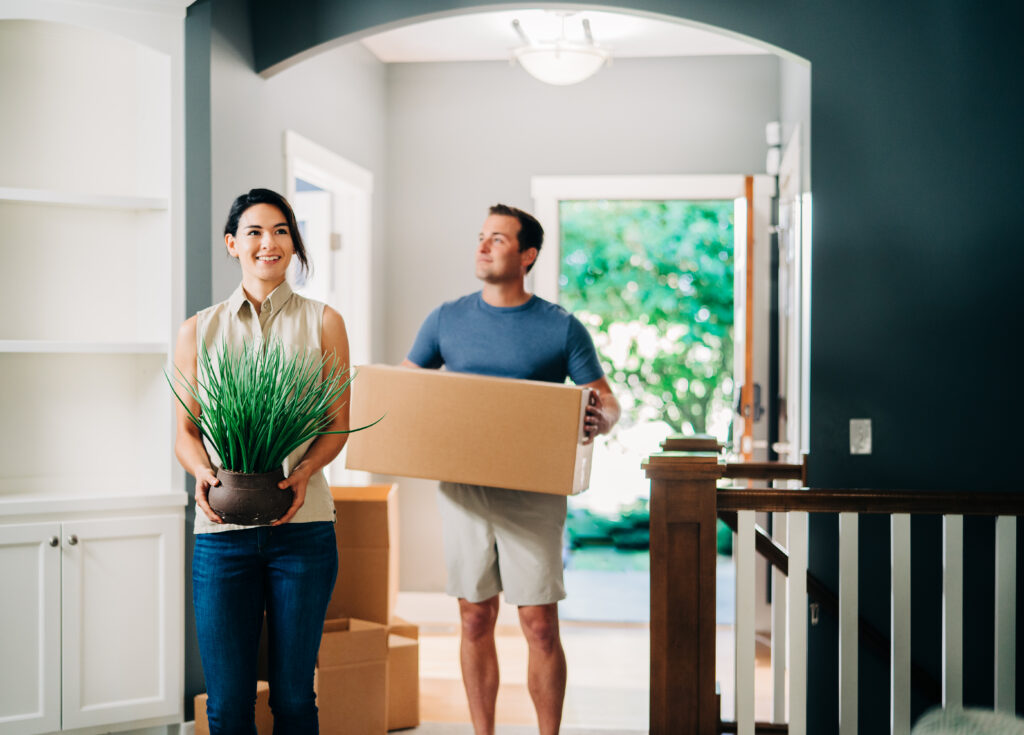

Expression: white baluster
xmin=942 ymin=515 xmax=963 ymax=708
xmin=995 ymin=516 xmax=1016 ymax=713
xmin=788 ymin=511 xmax=808 ymax=735
xmin=839 ymin=512 xmax=858 ymax=735
xmin=891 ymin=514 xmax=911 ymax=735
xmin=736 ymin=510 xmax=756 ymax=735
xmin=772 ymin=512 xmax=788 ymax=724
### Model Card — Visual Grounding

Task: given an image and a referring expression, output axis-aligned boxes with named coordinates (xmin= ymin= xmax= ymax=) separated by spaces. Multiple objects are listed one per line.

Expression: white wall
xmin=779 ymin=54 xmax=811 ymax=189
xmin=384 ymin=54 xmax=781 ymax=591
xmin=209 ymin=0 xmax=389 ymax=359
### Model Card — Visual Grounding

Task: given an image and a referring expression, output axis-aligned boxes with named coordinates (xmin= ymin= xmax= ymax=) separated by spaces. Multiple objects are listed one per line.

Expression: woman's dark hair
xmin=224 ymin=188 xmax=310 ymax=277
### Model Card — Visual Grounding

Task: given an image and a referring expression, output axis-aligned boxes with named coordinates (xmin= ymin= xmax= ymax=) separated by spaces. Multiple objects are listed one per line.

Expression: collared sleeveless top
xmin=192 ymin=281 xmax=336 ymax=534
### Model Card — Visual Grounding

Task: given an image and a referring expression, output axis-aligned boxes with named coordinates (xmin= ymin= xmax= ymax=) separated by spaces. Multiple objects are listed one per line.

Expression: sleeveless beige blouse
xmin=193 ymin=281 xmax=336 ymax=533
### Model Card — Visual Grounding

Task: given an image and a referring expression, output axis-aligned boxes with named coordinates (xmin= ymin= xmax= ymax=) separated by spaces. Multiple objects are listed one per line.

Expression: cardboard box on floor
xmin=316 ymin=618 xmax=388 ymax=734
xmin=194 ymin=680 xmax=272 ymax=735
xmin=387 ymin=633 xmax=419 ymax=731
xmin=325 ymin=484 xmax=399 ymax=624
xmin=387 ymin=615 xmax=418 ymax=641
xmin=345 ymin=365 xmax=594 ymax=495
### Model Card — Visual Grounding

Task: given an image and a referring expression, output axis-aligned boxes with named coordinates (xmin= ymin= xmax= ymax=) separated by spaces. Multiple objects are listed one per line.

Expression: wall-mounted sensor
xmin=850 ymin=418 xmax=872 ymax=455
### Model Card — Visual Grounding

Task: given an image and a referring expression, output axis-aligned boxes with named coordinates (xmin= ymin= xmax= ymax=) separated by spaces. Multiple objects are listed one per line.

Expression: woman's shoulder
xmin=174 ymin=313 xmax=198 ymax=350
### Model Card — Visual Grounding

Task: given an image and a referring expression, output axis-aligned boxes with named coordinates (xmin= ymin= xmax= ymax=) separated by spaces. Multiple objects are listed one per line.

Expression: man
xmin=402 ymin=204 xmax=620 ymax=735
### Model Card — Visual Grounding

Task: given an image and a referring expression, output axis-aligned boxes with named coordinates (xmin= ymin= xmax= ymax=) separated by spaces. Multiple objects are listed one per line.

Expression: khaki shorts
xmin=437 ymin=482 xmax=567 ymax=606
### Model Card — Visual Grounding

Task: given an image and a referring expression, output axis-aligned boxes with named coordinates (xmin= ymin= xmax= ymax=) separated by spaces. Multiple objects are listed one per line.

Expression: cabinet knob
xmin=66 ymin=534 xmax=78 ymax=546
xmin=49 ymin=536 xmax=59 ymax=547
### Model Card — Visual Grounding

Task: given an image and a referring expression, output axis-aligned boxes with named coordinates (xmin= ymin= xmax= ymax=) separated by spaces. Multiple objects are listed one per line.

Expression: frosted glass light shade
xmin=513 ymin=43 xmax=610 ymax=86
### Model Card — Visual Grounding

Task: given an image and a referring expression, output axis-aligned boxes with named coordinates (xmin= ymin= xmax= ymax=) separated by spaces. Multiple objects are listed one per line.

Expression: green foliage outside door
xmin=559 ymin=199 xmax=735 ymax=437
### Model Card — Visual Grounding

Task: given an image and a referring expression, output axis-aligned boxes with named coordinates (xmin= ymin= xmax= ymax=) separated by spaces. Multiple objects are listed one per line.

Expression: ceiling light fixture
xmin=511 ymin=13 xmax=610 ymax=86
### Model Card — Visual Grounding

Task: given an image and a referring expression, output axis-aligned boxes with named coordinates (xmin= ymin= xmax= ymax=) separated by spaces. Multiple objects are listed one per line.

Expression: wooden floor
xmin=399 ymin=593 xmax=774 ymax=731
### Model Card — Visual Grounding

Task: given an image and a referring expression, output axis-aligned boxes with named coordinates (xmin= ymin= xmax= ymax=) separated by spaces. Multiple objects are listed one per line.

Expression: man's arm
xmin=401 ymin=358 xmax=421 ymax=368
xmin=581 ymin=375 xmax=620 ymax=443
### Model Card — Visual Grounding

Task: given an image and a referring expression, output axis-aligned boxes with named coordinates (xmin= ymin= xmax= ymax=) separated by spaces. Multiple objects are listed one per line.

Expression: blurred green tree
xmin=559 ymin=199 xmax=735 ymax=436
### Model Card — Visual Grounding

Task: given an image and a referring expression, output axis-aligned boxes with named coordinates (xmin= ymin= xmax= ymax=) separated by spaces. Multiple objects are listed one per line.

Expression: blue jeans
xmin=193 ymin=521 xmax=338 ymax=735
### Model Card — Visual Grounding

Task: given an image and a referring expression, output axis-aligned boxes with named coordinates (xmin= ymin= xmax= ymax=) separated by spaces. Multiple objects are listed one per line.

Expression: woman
xmin=173 ymin=188 xmax=349 ymax=734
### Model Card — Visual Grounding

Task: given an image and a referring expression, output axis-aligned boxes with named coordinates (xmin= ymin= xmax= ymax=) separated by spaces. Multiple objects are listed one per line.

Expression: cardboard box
xmin=326 ymin=484 xmax=399 ymax=624
xmin=316 ymin=618 xmax=388 ymax=735
xmin=346 ymin=365 xmax=593 ymax=495
xmin=194 ymin=680 xmax=272 ymax=735
xmin=387 ymin=615 xmax=419 ymax=640
xmin=386 ymin=634 xmax=420 ymax=731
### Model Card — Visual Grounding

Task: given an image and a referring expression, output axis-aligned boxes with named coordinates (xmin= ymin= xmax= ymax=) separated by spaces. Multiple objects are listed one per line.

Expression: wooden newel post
xmin=644 ymin=452 xmax=726 ymax=735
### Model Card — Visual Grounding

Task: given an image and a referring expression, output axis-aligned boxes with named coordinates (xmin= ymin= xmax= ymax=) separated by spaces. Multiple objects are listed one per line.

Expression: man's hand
xmin=584 ymin=391 xmax=610 ymax=444
xmin=581 ymin=376 xmax=621 ymax=444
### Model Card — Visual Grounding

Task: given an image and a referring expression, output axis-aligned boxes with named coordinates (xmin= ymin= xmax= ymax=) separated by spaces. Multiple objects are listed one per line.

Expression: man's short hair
xmin=489 ymin=203 xmax=543 ymax=273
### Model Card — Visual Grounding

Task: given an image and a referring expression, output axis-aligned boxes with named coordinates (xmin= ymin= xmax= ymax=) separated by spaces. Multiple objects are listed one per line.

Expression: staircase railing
xmin=644 ymin=444 xmax=1021 ymax=735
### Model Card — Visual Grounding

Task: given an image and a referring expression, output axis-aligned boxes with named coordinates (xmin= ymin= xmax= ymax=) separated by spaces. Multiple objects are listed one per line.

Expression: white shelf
xmin=0 ymin=340 xmax=169 ymax=355
xmin=0 ymin=187 xmax=168 ymax=211
xmin=0 ymin=491 xmax=188 ymax=518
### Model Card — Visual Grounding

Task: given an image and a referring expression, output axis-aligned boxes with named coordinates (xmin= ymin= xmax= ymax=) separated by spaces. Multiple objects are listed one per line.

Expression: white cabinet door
xmin=60 ymin=514 xmax=183 ymax=730
xmin=0 ymin=522 xmax=61 ymax=735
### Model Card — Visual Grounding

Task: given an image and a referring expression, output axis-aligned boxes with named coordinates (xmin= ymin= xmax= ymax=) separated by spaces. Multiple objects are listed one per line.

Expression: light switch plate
xmin=850 ymin=419 xmax=872 ymax=454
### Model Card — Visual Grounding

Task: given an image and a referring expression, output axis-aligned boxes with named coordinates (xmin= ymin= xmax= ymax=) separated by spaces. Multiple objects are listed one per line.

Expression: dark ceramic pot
xmin=208 ymin=467 xmax=292 ymax=525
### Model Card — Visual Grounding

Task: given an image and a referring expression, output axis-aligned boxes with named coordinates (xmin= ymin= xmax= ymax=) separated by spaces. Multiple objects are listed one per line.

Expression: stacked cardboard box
xmin=194 ymin=680 xmax=272 ymax=735
xmin=326 ymin=484 xmax=399 ymax=624
xmin=316 ymin=618 xmax=388 ymax=734
xmin=345 ymin=364 xmax=594 ymax=495
xmin=325 ymin=486 xmax=420 ymax=731
xmin=386 ymin=616 xmax=420 ymax=730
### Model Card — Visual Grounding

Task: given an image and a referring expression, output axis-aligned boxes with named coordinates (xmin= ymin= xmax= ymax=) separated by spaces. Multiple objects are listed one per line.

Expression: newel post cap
xmin=642 ymin=451 xmax=728 ymax=480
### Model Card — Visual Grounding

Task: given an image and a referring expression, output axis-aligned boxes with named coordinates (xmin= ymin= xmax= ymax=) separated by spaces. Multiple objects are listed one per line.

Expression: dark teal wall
xmin=183 ymin=1 xmax=1023 ymax=731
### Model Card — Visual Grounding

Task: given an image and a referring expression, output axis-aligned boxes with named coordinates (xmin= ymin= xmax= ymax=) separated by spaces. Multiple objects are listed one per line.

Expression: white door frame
xmin=530 ymin=174 xmax=775 ymax=456
xmin=283 ymin=130 xmax=373 ymax=366
xmin=776 ymin=129 xmax=812 ymax=460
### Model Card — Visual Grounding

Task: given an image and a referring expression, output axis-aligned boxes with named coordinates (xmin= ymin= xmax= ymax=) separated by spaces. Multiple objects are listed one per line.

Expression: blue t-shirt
xmin=407 ymin=292 xmax=604 ymax=385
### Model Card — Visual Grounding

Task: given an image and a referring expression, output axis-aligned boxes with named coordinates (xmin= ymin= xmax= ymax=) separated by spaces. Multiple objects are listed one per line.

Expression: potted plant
xmin=167 ymin=337 xmax=377 ymax=525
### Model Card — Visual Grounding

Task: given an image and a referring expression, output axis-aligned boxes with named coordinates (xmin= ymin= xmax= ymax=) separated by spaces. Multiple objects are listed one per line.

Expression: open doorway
xmin=263 ymin=6 xmax=808 ymax=731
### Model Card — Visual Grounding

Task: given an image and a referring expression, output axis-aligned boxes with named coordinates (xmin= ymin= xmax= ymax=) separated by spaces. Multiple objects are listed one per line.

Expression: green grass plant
xmin=167 ymin=337 xmax=375 ymax=473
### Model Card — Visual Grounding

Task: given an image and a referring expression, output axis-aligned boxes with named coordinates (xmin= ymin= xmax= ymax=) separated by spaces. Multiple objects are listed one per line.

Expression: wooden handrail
xmin=723 ymin=459 xmax=805 ymax=483
xmin=718 ymin=487 xmax=1024 ymax=516
xmin=718 ymin=722 xmax=789 ymax=734
xmin=655 ymin=445 xmax=809 ymax=485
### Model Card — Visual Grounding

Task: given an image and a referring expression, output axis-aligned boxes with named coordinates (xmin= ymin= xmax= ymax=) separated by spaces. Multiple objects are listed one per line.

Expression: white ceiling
xmin=361 ymin=8 xmax=768 ymax=63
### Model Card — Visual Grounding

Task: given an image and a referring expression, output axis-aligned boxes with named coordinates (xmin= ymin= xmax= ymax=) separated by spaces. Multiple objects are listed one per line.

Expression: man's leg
xmin=459 ymin=595 xmax=501 ymax=735
xmin=518 ymin=602 xmax=566 ymax=735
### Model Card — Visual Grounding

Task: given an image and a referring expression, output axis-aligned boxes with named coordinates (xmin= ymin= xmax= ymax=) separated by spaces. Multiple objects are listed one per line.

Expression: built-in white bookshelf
xmin=0 ymin=15 xmax=182 ymax=500
xmin=0 ymin=7 xmax=188 ymax=735
xmin=0 ymin=5 xmax=187 ymax=732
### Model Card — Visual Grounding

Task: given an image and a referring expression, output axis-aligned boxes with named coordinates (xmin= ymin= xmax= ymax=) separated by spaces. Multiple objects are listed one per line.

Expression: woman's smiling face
xmin=225 ymin=203 xmax=295 ymax=283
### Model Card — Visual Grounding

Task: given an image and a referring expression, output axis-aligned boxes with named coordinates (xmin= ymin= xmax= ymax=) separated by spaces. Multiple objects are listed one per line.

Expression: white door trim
xmin=283 ymin=130 xmax=374 ymax=366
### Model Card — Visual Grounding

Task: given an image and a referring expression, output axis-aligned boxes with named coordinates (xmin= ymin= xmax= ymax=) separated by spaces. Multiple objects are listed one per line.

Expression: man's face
xmin=475 ymin=214 xmax=533 ymax=283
